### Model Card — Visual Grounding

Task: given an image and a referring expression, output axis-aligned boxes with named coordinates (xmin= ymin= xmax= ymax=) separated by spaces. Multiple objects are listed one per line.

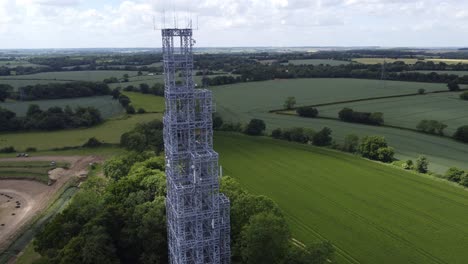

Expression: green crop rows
xmin=215 ymin=132 xmax=468 ymax=264
xmin=315 ymin=92 xmax=468 ymax=135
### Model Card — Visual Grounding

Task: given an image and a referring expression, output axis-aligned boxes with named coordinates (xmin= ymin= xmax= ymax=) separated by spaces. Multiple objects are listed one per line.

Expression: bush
xmin=338 ymin=108 xmax=384 ymax=125
xmin=416 ymin=156 xmax=429 ymax=173
xmin=460 ymin=175 xmax=468 ymax=187
xmin=284 ymin=96 xmax=296 ymax=110
xmin=444 ymin=167 xmax=465 ymax=183
xmin=25 ymin=147 xmax=37 ymax=152
xmin=418 ymin=88 xmax=425 ymax=94
xmin=137 ymin=108 xmax=146 ymax=114
xmin=213 ymin=114 xmax=223 ymax=130
xmin=83 ymin=137 xmax=102 ymax=148
xmin=447 ymin=81 xmax=460 ymax=91
xmin=459 ymin=91 xmax=468 ymax=100
xmin=343 ymin=134 xmax=359 ymax=153
xmin=220 ymin=122 xmax=243 ymax=132
xmin=454 ymin=125 xmax=468 ymax=143
xmin=312 ymin=127 xmax=332 ymax=146
xmin=358 ymin=136 xmax=388 ymax=161
xmin=271 ymin=128 xmax=282 ymax=139
xmin=0 ymin=146 xmax=16 ymax=153
xmin=376 ymin=147 xmax=395 ymax=163
xmin=126 ymin=105 xmax=136 ymax=114
xmin=416 ymin=120 xmax=447 ymax=135
xmin=296 ymin=106 xmax=318 ymax=118
xmin=403 ymin=160 xmax=414 ymax=170
xmin=245 ymin=119 xmax=266 ymax=136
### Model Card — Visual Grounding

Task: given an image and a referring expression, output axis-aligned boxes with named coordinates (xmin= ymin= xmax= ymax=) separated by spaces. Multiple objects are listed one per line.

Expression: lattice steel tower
xmin=162 ymin=28 xmax=231 ymax=264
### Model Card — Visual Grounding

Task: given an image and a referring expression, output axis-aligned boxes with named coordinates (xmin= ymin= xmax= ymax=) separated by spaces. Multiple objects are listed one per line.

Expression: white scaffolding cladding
xmin=162 ymin=28 xmax=231 ymax=264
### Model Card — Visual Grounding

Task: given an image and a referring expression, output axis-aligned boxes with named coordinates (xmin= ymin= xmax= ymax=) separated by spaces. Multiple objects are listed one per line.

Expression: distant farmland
xmin=0 ymin=70 xmax=143 ymax=88
xmin=0 ymin=96 xmax=123 ymax=119
xmin=121 ymin=92 xmax=165 ymax=113
xmin=215 ymin=132 xmax=468 ymax=264
xmin=315 ymin=92 xmax=468 ymax=135
xmin=210 ymin=79 xmax=468 ymax=172
xmin=353 ymin=58 xmax=468 ymax=65
xmin=0 ymin=113 xmax=162 ymax=151
xmin=283 ymin=59 xmax=351 ymax=66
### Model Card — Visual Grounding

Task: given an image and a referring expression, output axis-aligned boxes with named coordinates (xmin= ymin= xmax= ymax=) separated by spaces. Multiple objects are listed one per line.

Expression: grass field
xmin=122 ymin=92 xmax=165 ymax=113
xmin=0 ymin=60 xmax=45 ymax=68
xmin=210 ymin=79 xmax=467 ymax=173
xmin=215 ymin=132 xmax=468 ymax=264
xmin=0 ymin=96 xmax=124 ymax=119
xmin=0 ymin=161 xmax=68 ymax=184
xmin=314 ymin=92 xmax=468 ymax=135
xmin=353 ymin=58 xmax=468 ymax=65
xmin=283 ymin=59 xmax=351 ymax=66
xmin=0 ymin=113 xmax=162 ymax=151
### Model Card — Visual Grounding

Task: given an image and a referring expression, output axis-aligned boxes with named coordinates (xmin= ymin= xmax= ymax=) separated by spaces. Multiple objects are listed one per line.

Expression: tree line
xmin=0 ymin=104 xmax=102 ymax=131
xmin=0 ymin=82 xmax=111 ymax=101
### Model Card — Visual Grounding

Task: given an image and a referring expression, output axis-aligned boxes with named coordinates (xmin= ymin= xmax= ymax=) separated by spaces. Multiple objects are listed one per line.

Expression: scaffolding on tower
xmin=162 ymin=27 xmax=231 ymax=264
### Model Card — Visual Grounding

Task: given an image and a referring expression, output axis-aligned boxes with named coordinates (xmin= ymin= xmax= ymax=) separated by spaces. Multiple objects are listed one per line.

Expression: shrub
xmin=284 ymin=97 xmax=296 ymax=110
xmin=343 ymin=134 xmax=359 ymax=153
xmin=296 ymin=106 xmax=318 ymax=118
xmin=338 ymin=108 xmax=384 ymax=125
xmin=358 ymin=136 xmax=388 ymax=161
xmin=447 ymin=81 xmax=460 ymax=91
xmin=416 ymin=155 xmax=429 ymax=173
xmin=460 ymin=175 xmax=468 ymax=187
xmin=454 ymin=125 xmax=468 ymax=143
xmin=271 ymin=128 xmax=282 ymax=139
xmin=245 ymin=119 xmax=266 ymax=136
xmin=418 ymin=88 xmax=425 ymax=95
xmin=213 ymin=114 xmax=223 ymax=130
xmin=459 ymin=91 xmax=468 ymax=100
xmin=403 ymin=160 xmax=414 ymax=170
xmin=444 ymin=167 xmax=465 ymax=183
xmin=25 ymin=147 xmax=37 ymax=152
xmin=377 ymin=147 xmax=395 ymax=163
xmin=137 ymin=108 xmax=146 ymax=114
xmin=83 ymin=137 xmax=102 ymax=148
xmin=416 ymin=120 xmax=447 ymax=135
xmin=312 ymin=127 xmax=332 ymax=146
xmin=0 ymin=146 xmax=16 ymax=153
xmin=126 ymin=105 xmax=136 ymax=114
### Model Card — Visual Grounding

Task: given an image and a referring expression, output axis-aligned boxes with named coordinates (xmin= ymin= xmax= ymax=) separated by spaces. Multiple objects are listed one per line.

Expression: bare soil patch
xmin=0 ymin=155 xmax=103 ymax=252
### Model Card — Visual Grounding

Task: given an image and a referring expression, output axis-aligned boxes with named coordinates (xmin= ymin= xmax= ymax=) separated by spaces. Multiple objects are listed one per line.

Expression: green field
xmin=210 ymin=79 xmax=468 ymax=173
xmin=0 ymin=70 xmax=142 ymax=88
xmin=315 ymin=92 xmax=468 ymax=135
xmin=122 ymin=92 xmax=165 ymax=113
xmin=353 ymin=58 xmax=468 ymax=65
xmin=0 ymin=60 xmax=45 ymax=68
xmin=0 ymin=96 xmax=124 ymax=119
xmin=0 ymin=113 xmax=162 ymax=151
xmin=215 ymin=132 xmax=468 ymax=264
xmin=284 ymin=59 xmax=351 ymax=66
xmin=0 ymin=161 xmax=68 ymax=184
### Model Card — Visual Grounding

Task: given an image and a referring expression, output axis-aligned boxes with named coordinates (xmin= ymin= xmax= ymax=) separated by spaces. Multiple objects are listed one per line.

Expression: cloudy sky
xmin=0 ymin=0 xmax=468 ymax=49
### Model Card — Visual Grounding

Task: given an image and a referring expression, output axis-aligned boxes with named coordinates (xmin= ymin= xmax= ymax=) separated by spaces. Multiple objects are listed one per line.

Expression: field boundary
xmin=269 ymin=89 xmax=467 ymax=113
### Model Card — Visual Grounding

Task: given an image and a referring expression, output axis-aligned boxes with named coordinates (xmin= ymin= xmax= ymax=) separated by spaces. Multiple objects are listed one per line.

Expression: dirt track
xmin=0 ymin=156 xmax=103 ymax=252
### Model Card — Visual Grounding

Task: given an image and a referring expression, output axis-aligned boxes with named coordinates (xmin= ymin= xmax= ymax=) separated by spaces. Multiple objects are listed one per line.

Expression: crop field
xmin=210 ymin=79 xmax=468 ymax=172
xmin=215 ymin=132 xmax=468 ymax=264
xmin=314 ymin=92 xmax=468 ymax=135
xmin=0 ymin=70 xmax=142 ymax=88
xmin=0 ymin=113 xmax=162 ymax=151
xmin=284 ymin=59 xmax=351 ymax=66
xmin=0 ymin=60 xmax=45 ymax=68
xmin=109 ymin=73 xmax=232 ymax=89
xmin=122 ymin=91 xmax=165 ymax=113
xmin=353 ymin=58 xmax=468 ymax=65
xmin=0 ymin=96 xmax=124 ymax=119
xmin=0 ymin=161 xmax=68 ymax=184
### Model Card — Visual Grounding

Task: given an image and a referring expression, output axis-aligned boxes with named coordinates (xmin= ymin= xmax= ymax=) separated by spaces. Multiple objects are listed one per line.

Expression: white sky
xmin=0 ymin=0 xmax=468 ymax=49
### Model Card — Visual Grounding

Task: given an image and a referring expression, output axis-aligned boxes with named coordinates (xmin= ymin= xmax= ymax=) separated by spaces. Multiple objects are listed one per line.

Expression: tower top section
xmin=161 ymin=28 xmax=193 ymax=37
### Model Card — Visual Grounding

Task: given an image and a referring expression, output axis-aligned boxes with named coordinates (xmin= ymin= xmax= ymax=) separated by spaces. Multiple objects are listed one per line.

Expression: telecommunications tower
xmin=162 ymin=27 xmax=231 ymax=264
